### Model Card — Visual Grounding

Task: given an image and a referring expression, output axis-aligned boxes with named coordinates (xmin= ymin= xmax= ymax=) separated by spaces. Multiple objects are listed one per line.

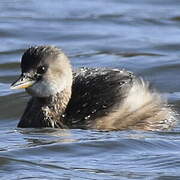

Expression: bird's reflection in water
xmin=17 ymin=128 xmax=75 ymax=147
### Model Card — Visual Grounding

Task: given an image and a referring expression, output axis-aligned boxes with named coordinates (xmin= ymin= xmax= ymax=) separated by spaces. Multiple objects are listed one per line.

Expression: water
xmin=0 ymin=0 xmax=180 ymax=179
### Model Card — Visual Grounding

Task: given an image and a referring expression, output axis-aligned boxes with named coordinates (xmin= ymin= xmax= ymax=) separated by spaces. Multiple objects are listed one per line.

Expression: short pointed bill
xmin=10 ymin=75 xmax=35 ymax=90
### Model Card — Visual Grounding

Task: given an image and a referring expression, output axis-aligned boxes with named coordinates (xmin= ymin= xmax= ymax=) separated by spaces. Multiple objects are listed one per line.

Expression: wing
xmin=64 ymin=67 xmax=136 ymax=128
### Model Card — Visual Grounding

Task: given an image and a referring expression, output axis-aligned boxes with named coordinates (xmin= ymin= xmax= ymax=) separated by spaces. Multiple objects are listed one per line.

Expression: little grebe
xmin=11 ymin=46 xmax=176 ymax=130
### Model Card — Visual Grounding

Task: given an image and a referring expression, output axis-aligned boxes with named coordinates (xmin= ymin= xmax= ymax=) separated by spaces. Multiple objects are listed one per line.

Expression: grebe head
xmin=11 ymin=46 xmax=73 ymax=97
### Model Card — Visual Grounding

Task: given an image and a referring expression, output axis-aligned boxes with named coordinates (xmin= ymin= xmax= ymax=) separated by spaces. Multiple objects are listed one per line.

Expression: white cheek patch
xmin=27 ymin=78 xmax=66 ymax=97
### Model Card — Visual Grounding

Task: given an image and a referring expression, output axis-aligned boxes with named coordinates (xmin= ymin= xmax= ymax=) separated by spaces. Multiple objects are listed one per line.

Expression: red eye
xmin=37 ymin=66 xmax=47 ymax=74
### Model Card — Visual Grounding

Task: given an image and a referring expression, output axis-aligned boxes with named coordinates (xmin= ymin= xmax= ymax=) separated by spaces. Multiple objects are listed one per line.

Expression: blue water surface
xmin=0 ymin=0 xmax=180 ymax=179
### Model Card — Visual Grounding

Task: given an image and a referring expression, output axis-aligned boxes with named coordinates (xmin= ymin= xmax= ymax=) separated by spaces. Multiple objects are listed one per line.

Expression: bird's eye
xmin=37 ymin=66 xmax=47 ymax=74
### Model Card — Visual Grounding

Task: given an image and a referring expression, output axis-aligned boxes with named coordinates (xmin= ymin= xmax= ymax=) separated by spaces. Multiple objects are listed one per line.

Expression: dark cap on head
xmin=21 ymin=46 xmax=61 ymax=73
xmin=11 ymin=45 xmax=72 ymax=94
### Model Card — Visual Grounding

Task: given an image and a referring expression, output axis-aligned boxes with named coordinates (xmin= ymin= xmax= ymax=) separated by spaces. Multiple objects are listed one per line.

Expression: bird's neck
xmin=38 ymin=89 xmax=71 ymax=128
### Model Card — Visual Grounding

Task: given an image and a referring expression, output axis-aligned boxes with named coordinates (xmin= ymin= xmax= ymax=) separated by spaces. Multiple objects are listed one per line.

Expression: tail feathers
xmin=94 ymin=78 xmax=177 ymax=131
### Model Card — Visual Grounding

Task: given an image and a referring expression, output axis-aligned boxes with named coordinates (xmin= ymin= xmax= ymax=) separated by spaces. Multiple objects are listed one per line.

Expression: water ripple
xmin=0 ymin=0 xmax=180 ymax=179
